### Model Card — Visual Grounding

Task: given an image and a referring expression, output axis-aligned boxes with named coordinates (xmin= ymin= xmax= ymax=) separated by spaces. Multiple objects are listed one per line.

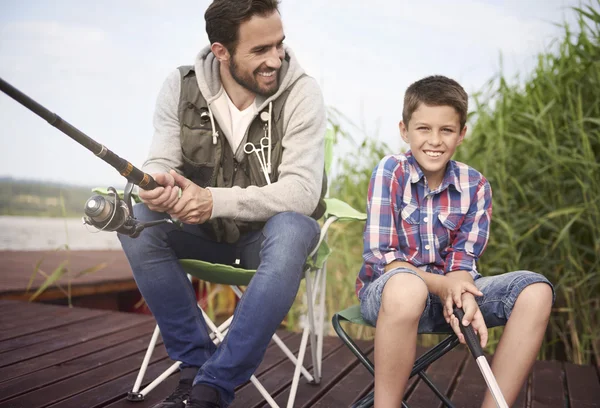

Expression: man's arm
xmin=208 ymin=76 xmax=326 ymax=221
xmin=142 ymin=69 xmax=185 ymax=175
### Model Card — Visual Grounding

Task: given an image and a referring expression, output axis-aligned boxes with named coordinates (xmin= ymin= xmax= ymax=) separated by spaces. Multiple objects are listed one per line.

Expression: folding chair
xmin=94 ymin=129 xmax=367 ymax=407
xmin=123 ymin=196 xmax=367 ymax=407
xmin=332 ymin=305 xmax=461 ymax=408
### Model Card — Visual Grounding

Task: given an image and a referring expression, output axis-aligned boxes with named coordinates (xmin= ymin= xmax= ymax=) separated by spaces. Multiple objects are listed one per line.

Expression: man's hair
xmin=402 ymin=75 xmax=468 ymax=129
xmin=205 ymin=0 xmax=280 ymax=53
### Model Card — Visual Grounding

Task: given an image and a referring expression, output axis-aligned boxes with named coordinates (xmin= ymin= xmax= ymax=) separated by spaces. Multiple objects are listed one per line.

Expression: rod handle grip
xmin=454 ymin=307 xmax=484 ymax=359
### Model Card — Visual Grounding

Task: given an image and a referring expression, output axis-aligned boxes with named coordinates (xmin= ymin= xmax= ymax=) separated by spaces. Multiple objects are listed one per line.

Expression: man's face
xmin=399 ymin=103 xmax=466 ymax=189
xmin=229 ymin=11 xmax=285 ymax=97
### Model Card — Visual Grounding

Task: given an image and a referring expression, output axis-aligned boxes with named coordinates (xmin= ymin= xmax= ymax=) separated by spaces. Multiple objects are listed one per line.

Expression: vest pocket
xmin=180 ymin=125 xmax=218 ymax=188
xmin=181 ymin=153 xmax=215 ymax=188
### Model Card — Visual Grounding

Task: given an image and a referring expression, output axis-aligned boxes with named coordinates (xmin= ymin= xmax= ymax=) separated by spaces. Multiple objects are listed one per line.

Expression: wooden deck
xmin=0 ymin=300 xmax=599 ymax=408
xmin=0 ymin=250 xmax=135 ymax=302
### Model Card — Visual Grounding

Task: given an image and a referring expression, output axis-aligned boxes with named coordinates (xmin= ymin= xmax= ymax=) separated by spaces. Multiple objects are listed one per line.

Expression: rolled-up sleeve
xmin=444 ymin=178 xmax=492 ymax=279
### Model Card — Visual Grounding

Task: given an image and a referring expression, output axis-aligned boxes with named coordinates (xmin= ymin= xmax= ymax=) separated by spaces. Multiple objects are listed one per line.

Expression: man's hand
xmin=168 ymin=170 xmax=213 ymax=224
xmin=432 ymin=275 xmax=483 ymax=325
xmin=450 ymin=293 xmax=488 ymax=348
xmin=139 ymin=172 xmax=180 ymax=213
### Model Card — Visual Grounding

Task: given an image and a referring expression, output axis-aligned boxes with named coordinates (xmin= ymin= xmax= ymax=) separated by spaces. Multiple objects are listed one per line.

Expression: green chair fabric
xmin=336 ymin=304 xmax=369 ymax=326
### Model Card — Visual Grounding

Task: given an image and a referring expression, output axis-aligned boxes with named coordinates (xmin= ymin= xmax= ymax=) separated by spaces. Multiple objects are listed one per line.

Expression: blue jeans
xmin=118 ymin=204 xmax=320 ymax=406
xmin=360 ymin=268 xmax=554 ymax=332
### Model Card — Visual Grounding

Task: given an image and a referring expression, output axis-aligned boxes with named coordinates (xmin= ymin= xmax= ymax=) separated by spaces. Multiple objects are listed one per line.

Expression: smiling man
xmin=118 ymin=1 xmax=326 ymax=407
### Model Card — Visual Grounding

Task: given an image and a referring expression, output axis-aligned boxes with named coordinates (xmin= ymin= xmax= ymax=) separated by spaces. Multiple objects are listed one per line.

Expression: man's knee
xmin=263 ymin=212 xmax=320 ymax=251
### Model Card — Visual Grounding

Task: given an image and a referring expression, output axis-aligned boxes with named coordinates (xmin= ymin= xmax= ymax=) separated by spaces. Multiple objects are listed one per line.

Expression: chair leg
xmin=127 ymin=325 xmax=163 ymax=401
xmin=317 ymin=263 xmax=327 ymax=375
xmin=417 ymin=371 xmax=455 ymax=408
xmin=331 ymin=314 xmax=375 ymax=375
xmin=304 ymin=268 xmax=321 ymax=383
xmin=200 ymin=307 xmax=281 ymax=408
xmin=287 ymin=326 xmax=311 ymax=408
xmin=229 ymin=284 xmax=315 ymax=383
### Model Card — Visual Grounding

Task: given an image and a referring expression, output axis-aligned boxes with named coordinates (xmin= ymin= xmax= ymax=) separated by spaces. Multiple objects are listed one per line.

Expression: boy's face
xmin=399 ymin=103 xmax=466 ymax=189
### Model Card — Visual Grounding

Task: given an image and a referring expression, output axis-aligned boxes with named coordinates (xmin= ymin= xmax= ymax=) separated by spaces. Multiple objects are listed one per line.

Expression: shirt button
xmin=423 ymin=217 xmax=429 ymax=222
xmin=425 ymin=244 xmax=431 ymax=250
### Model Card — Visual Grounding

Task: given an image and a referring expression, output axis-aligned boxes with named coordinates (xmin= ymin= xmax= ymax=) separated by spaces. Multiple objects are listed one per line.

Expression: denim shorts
xmin=359 ymin=268 xmax=554 ymax=332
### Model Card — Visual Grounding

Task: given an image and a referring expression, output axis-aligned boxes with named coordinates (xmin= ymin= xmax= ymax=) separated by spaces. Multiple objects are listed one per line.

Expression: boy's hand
xmin=434 ymin=276 xmax=483 ymax=324
xmin=450 ymin=294 xmax=488 ymax=348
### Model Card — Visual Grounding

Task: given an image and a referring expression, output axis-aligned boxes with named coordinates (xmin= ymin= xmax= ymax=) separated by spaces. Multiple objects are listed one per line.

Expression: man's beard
xmin=229 ymin=56 xmax=279 ymax=97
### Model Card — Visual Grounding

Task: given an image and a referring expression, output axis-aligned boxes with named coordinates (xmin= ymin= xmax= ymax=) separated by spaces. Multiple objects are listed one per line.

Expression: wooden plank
xmin=565 ymin=362 xmax=600 ymax=408
xmin=272 ymin=338 xmax=374 ymax=407
xmin=0 ymin=302 xmax=82 ymax=328
xmin=0 ymin=345 xmax=170 ymax=408
xmin=0 ymin=306 xmax=106 ymax=342
xmin=0 ymin=311 xmax=142 ymax=353
xmin=311 ymin=350 xmax=375 ymax=408
xmin=448 ymin=353 xmax=488 ymax=408
xmin=0 ymin=312 xmax=150 ymax=366
xmin=230 ymin=336 xmax=342 ymax=408
xmin=45 ymin=357 xmax=175 ymax=408
xmin=0 ymin=250 xmax=132 ymax=294
xmin=0 ymin=320 xmax=156 ymax=381
xmin=531 ymin=360 xmax=565 ymax=408
xmin=102 ymin=373 xmax=180 ymax=408
xmin=406 ymin=346 xmax=468 ymax=407
xmin=99 ymin=330 xmax=297 ymax=408
xmin=0 ymin=329 xmax=161 ymax=402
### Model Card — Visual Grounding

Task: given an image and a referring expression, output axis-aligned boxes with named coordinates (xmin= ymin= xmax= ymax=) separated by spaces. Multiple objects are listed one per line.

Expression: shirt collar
xmin=406 ymin=151 xmax=463 ymax=193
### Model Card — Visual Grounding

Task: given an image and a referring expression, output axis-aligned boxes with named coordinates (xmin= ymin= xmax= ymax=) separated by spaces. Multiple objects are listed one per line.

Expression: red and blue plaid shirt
xmin=357 ymin=151 xmax=492 ymax=299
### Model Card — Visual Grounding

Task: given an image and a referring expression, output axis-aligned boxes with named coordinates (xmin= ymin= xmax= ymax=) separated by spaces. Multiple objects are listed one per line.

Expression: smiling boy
xmin=357 ymin=75 xmax=554 ymax=408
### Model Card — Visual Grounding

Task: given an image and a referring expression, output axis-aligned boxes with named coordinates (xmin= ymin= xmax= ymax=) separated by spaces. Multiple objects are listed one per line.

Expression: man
xmin=118 ymin=1 xmax=326 ymax=407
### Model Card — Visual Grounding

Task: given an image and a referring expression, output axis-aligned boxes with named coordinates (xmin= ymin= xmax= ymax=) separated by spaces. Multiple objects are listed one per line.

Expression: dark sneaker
xmin=185 ymin=383 xmax=221 ymax=408
xmin=150 ymin=378 xmax=193 ymax=408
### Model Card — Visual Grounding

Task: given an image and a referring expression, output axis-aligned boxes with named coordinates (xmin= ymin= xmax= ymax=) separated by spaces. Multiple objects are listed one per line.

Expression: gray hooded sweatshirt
xmin=142 ymin=45 xmax=326 ymax=221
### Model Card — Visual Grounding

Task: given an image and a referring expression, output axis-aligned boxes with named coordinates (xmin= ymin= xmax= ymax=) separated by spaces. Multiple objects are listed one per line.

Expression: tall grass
xmin=453 ymin=3 xmax=600 ymax=364
xmin=301 ymin=3 xmax=600 ymax=364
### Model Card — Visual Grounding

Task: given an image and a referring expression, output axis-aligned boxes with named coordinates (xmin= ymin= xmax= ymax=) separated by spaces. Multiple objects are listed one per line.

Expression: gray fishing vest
xmin=177 ymin=65 xmax=327 ymax=243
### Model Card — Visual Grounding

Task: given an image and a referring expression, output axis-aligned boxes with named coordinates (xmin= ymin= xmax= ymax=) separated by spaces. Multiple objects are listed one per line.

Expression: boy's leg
xmin=474 ymin=271 xmax=554 ymax=408
xmin=361 ymin=269 xmax=429 ymax=408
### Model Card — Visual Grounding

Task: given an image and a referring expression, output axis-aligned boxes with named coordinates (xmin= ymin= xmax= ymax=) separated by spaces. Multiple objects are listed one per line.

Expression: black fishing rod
xmin=0 ymin=77 xmax=157 ymax=190
xmin=0 ymin=77 xmax=175 ymax=237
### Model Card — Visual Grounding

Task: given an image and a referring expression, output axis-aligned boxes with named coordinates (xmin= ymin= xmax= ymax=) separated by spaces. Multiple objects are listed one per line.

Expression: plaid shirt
xmin=357 ymin=151 xmax=492 ymax=299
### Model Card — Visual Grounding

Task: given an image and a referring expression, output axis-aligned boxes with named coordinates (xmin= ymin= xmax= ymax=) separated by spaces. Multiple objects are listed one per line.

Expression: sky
xmin=0 ymin=0 xmax=579 ymax=187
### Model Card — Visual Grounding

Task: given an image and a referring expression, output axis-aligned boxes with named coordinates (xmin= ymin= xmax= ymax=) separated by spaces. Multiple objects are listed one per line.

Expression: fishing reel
xmin=82 ymin=182 xmax=177 ymax=238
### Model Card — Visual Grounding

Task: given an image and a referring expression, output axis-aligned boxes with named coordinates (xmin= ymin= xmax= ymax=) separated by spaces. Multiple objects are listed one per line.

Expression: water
xmin=0 ymin=216 xmax=121 ymax=251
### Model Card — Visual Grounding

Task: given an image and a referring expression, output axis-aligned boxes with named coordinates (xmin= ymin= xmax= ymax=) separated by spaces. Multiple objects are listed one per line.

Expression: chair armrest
xmin=92 ymin=187 xmax=142 ymax=203
xmin=324 ymin=198 xmax=367 ymax=221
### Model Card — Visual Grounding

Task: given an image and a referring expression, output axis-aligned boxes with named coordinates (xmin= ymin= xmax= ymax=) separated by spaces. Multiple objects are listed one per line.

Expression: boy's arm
xmin=362 ymin=156 xmax=411 ymax=282
xmin=442 ymin=177 xmax=492 ymax=312
xmin=445 ymin=177 xmax=493 ymax=280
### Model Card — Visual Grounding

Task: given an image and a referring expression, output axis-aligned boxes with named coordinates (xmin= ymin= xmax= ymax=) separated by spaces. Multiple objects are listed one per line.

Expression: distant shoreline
xmin=0 ymin=215 xmax=121 ymax=251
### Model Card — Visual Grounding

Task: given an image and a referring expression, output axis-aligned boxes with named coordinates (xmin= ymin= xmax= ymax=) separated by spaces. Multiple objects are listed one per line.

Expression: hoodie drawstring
xmin=208 ymin=106 xmax=219 ymax=145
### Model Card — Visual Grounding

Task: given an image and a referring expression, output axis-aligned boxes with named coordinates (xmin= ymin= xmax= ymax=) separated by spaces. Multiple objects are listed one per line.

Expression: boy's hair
xmin=402 ymin=75 xmax=468 ymax=129
xmin=205 ymin=0 xmax=280 ymax=54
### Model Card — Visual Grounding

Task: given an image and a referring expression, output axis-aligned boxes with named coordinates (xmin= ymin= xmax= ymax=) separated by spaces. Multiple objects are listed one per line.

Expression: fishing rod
xmin=0 ymin=77 xmax=174 ymax=237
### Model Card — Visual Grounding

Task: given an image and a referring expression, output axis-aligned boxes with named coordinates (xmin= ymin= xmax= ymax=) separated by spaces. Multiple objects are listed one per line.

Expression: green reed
xmin=292 ymin=3 xmax=600 ymax=364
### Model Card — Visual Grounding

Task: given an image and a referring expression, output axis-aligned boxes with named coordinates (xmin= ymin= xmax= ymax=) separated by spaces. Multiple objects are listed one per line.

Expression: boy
xmin=357 ymin=75 xmax=554 ymax=408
